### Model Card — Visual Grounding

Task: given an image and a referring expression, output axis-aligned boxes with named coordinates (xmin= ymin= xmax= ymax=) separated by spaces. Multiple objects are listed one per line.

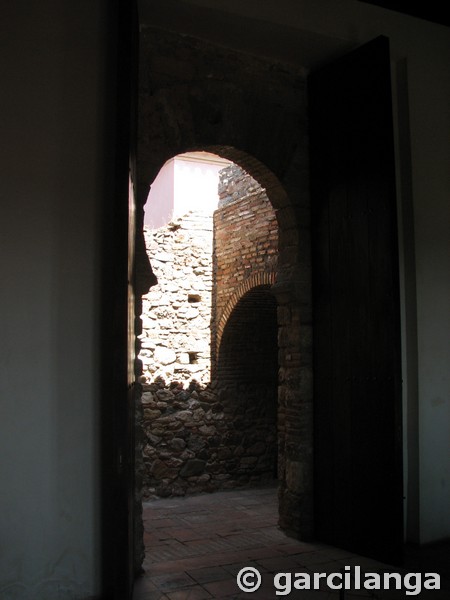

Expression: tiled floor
xmin=133 ymin=485 xmax=450 ymax=599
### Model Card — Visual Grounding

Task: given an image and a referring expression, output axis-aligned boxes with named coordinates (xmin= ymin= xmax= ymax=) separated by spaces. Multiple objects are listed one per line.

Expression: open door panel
xmin=309 ymin=36 xmax=403 ymax=565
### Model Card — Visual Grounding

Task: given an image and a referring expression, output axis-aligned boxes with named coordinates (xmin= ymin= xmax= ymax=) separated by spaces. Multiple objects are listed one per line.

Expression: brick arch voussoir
xmin=200 ymin=145 xmax=291 ymax=214
xmin=216 ymin=271 xmax=277 ymax=354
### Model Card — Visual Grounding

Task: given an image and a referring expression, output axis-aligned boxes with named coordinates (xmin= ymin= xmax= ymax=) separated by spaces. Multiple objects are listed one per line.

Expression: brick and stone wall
xmin=141 ymin=164 xmax=280 ymax=498
xmin=137 ymin=27 xmax=313 ymax=545
xmin=213 ymin=165 xmax=278 ymax=368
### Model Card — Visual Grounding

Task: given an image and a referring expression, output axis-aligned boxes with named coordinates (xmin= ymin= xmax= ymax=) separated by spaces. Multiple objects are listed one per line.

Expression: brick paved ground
xmin=133 ymin=485 xmax=450 ymax=599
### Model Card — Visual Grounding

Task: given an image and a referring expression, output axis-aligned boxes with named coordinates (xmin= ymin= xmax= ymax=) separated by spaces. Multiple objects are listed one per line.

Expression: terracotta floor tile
xmin=202 ymin=577 xmax=242 ymax=597
xmin=167 ymin=527 xmax=204 ymax=542
xmin=152 ymin=572 xmax=196 ymax=592
xmin=186 ymin=566 xmax=232 ymax=584
xmin=254 ymin=555 xmax=299 ymax=572
xmin=166 ymin=585 xmax=213 ymax=599
xmin=151 ymin=518 xmax=179 ymax=529
xmin=135 ymin=486 xmax=450 ymax=599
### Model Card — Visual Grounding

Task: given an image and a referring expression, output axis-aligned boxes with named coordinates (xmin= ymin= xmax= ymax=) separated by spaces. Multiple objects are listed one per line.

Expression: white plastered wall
xmin=0 ymin=1 xmax=107 ymax=597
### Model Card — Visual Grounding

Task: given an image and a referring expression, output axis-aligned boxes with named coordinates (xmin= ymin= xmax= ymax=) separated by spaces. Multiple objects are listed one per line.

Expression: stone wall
xmin=140 ymin=210 xmax=213 ymax=385
xmin=141 ymin=375 xmax=277 ymax=499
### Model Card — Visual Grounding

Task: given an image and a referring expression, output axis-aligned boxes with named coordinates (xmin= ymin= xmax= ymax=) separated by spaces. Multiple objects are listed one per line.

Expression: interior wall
xmin=0 ymin=2 xmax=111 ymax=597
xmin=138 ymin=0 xmax=450 ymax=546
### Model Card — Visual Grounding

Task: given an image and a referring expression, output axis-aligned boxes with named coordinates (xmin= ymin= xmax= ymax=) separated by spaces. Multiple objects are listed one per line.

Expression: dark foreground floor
xmin=134 ymin=486 xmax=450 ymax=599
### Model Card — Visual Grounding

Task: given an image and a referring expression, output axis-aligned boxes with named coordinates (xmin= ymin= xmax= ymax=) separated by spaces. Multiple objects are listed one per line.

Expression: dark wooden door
xmin=309 ymin=36 xmax=403 ymax=564
xmin=101 ymin=2 xmax=139 ymax=598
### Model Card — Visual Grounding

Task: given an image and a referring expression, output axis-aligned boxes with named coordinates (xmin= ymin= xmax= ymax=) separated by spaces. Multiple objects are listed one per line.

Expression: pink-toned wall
xmin=144 ymin=152 xmax=229 ymax=229
xmin=144 ymin=159 xmax=175 ymax=229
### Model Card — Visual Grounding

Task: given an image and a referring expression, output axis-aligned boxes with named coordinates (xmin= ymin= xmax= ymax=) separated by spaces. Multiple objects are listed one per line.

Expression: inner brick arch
xmin=217 ymin=285 xmax=279 ymax=481
xmin=136 ymin=27 xmax=313 ymax=544
xmin=215 ymin=271 xmax=277 ymax=360
xmin=217 ymin=285 xmax=278 ymax=380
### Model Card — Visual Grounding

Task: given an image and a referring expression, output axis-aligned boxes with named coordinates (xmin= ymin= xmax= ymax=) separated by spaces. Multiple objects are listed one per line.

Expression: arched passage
xmin=138 ymin=153 xmax=282 ymax=497
xmin=217 ymin=285 xmax=279 ymax=481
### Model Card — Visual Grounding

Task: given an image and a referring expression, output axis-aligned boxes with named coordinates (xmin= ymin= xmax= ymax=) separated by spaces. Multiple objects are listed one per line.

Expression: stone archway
xmin=134 ymin=27 xmax=314 ymax=570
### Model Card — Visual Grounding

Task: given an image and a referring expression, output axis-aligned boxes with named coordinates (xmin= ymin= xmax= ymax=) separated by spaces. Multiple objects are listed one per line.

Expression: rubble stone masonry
xmin=141 ymin=211 xmax=213 ymax=386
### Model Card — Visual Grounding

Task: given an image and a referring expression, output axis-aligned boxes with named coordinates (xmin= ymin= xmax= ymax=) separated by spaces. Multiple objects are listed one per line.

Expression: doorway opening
xmin=134 ymin=25 xmax=314 ymax=583
xmin=138 ymin=152 xmax=280 ymax=501
xmin=120 ymin=24 xmax=411 ymax=597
